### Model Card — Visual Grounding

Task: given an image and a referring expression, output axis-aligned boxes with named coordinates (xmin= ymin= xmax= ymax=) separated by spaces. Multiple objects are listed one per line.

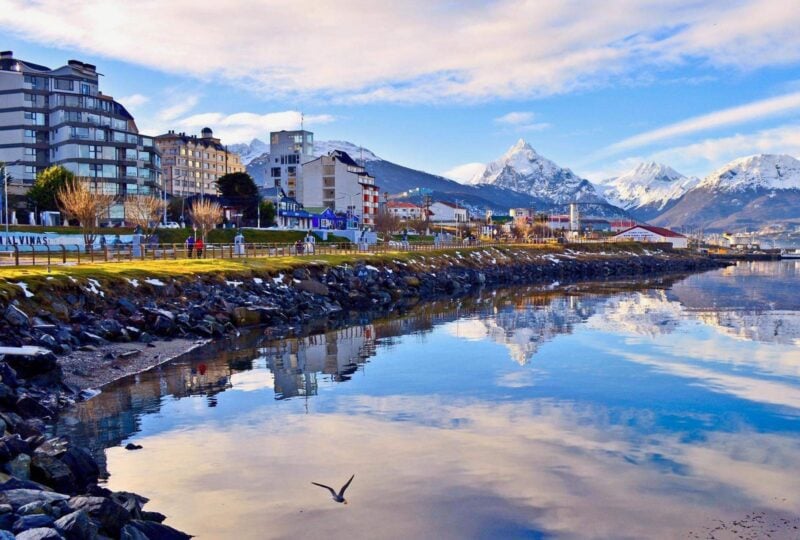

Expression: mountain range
xmin=236 ymin=137 xmax=800 ymax=232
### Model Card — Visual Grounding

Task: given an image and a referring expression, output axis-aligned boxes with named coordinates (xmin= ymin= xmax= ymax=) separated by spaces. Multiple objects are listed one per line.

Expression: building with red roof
xmin=613 ymin=224 xmax=688 ymax=248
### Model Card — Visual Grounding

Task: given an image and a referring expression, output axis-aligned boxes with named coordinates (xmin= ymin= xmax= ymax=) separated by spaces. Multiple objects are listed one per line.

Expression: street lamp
xmin=1 ymin=160 xmax=23 ymax=235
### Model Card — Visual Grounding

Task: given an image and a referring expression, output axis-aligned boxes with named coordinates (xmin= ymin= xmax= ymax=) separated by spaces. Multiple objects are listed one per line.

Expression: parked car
xmin=158 ymin=221 xmax=181 ymax=229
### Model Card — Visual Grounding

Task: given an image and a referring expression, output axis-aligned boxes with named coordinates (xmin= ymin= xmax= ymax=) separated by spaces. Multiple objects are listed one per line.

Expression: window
xmin=126 ymin=134 xmax=137 ymax=144
xmin=141 ymin=137 xmax=153 ymax=147
xmin=112 ymin=118 xmax=127 ymax=130
xmin=271 ymin=167 xmax=281 ymax=177
xmin=24 ymin=166 xmax=36 ymax=174
xmin=125 ymin=166 xmax=137 ymax=178
xmin=80 ymin=83 xmax=90 ymax=95
xmin=71 ymin=127 xmax=90 ymax=139
xmin=125 ymin=148 xmax=138 ymax=160
xmin=138 ymin=150 xmax=149 ymax=161
xmin=24 ymin=112 xmax=46 ymax=126
xmin=112 ymin=131 xmax=126 ymax=142
xmin=24 ymin=130 xmax=35 ymax=139
xmin=288 ymin=166 xmax=296 ymax=175
xmin=54 ymin=78 xmax=74 ymax=91
xmin=24 ymin=148 xmax=35 ymax=156
xmin=180 ymin=148 xmax=186 ymax=155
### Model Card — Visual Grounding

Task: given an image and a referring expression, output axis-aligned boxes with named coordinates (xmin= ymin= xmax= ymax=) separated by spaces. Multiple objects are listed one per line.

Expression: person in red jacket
xmin=195 ymin=237 xmax=204 ymax=258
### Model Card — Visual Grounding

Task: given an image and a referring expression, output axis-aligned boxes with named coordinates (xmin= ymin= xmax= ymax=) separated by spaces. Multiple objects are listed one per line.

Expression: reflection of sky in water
xmin=61 ymin=262 xmax=800 ymax=539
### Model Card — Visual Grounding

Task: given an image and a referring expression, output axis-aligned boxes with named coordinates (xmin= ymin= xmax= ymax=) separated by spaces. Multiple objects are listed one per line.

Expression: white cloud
xmin=442 ymin=162 xmax=486 ymax=184
xmin=157 ymin=95 xmax=201 ymax=123
xmin=495 ymin=112 xmax=535 ymax=125
xmin=604 ymin=91 xmax=800 ymax=155
xmin=118 ymin=93 xmax=149 ymax=110
xmin=168 ymin=110 xmax=335 ymax=145
xmin=1 ymin=0 xmax=799 ymax=102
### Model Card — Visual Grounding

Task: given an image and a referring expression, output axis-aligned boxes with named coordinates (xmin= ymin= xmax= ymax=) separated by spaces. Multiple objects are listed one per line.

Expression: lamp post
xmin=2 ymin=160 xmax=22 ymax=235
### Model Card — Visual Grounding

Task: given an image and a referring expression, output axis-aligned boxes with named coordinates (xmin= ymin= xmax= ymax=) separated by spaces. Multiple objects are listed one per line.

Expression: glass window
xmin=80 ymin=83 xmax=90 ymax=95
xmin=138 ymin=150 xmax=149 ymax=161
xmin=24 ymin=130 xmax=35 ymax=139
xmin=113 ymin=131 xmax=126 ymax=143
xmin=141 ymin=137 xmax=153 ymax=147
xmin=54 ymin=78 xmax=74 ymax=91
xmin=126 ymin=134 xmax=137 ymax=144
xmin=125 ymin=148 xmax=137 ymax=160
xmin=112 ymin=118 xmax=126 ymax=130
xmin=126 ymin=166 xmax=137 ymax=177
xmin=271 ymin=167 xmax=281 ymax=177
xmin=71 ymin=127 xmax=90 ymax=139
xmin=94 ymin=129 xmax=106 ymax=141
xmin=24 ymin=147 xmax=35 ymax=156
xmin=24 ymin=166 xmax=36 ymax=174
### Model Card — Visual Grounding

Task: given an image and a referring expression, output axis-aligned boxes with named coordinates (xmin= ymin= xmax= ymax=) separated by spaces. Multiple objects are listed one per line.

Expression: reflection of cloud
xmin=496 ymin=370 xmax=539 ymax=388
xmin=104 ymin=396 xmax=800 ymax=539
xmin=229 ymin=368 xmax=274 ymax=392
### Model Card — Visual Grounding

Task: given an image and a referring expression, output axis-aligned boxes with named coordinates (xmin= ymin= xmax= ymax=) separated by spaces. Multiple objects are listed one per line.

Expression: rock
xmin=16 ymin=396 xmax=55 ymax=420
xmin=15 ymin=528 xmax=64 ymax=540
xmin=54 ymin=510 xmax=98 ymax=540
xmin=66 ymin=496 xmax=130 ymax=536
xmin=30 ymin=454 xmax=77 ymax=494
xmin=121 ymin=524 xmax=150 ymax=540
xmin=12 ymin=513 xmax=55 ymax=532
xmin=117 ymin=298 xmax=138 ymax=316
xmin=231 ymin=307 xmax=261 ymax=327
xmin=126 ymin=519 xmax=193 ymax=540
xmin=403 ymin=276 xmax=420 ymax=287
xmin=2 ymin=348 xmax=58 ymax=379
xmin=0 ymin=488 xmax=69 ymax=509
xmin=5 ymin=453 xmax=31 ymax=480
xmin=296 ymin=280 xmax=329 ymax=296
xmin=0 ymin=530 xmax=13 ymax=540
xmin=140 ymin=511 xmax=166 ymax=523
xmin=152 ymin=315 xmax=175 ymax=335
xmin=79 ymin=332 xmax=106 ymax=345
xmin=0 ymin=503 xmax=11 ymax=513
xmin=111 ymin=491 xmax=147 ymax=519
xmin=124 ymin=443 xmax=143 ymax=451
xmin=5 ymin=305 xmax=30 ymax=327
xmin=0 ymin=383 xmax=17 ymax=408
xmin=18 ymin=500 xmax=51 ymax=515
xmin=0 ymin=362 xmax=19 ymax=387
xmin=59 ymin=448 xmax=99 ymax=491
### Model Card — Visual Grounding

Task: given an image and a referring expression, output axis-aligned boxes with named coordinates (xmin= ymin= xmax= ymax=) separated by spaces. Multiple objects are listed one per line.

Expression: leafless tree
xmin=189 ymin=199 xmax=223 ymax=241
xmin=57 ymin=179 xmax=115 ymax=248
xmin=373 ymin=210 xmax=401 ymax=237
xmin=124 ymin=195 xmax=166 ymax=239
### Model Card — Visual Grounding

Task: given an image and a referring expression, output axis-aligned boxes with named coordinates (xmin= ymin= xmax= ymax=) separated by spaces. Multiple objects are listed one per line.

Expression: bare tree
xmin=189 ymin=199 xmax=223 ymax=241
xmin=373 ymin=210 xmax=401 ymax=237
xmin=124 ymin=195 xmax=166 ymax=238
xmin=57 ymin=179 xmax=115 ymax=248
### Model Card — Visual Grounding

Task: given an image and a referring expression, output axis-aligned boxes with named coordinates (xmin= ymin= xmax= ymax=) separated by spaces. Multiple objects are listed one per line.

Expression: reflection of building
xmin=155 ymin=128 xmax=245 ymax=197
xmin=263 ymin=325 xmax=377 ymax=399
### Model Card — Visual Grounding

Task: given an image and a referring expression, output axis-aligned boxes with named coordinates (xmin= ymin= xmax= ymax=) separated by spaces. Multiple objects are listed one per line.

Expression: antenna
xmin=300 ymin=112 xmax=304 ymax=131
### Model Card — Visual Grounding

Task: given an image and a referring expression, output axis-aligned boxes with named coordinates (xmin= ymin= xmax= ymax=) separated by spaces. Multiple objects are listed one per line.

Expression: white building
xmin=386 ymin=201 xmax=423 ymax=221
xmin=429 ymin=201 xmax=467 ymax=223
xmin=265 ymin=129 xmax=314 ymax=198
xmin=614 ymin=225 xmax=688 ymax=248
xmin=299 ymin=150 xmax=380 ymax=227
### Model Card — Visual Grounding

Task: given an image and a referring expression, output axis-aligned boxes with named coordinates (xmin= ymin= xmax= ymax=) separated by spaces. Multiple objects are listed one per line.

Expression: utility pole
xmin=423 ymin=194 xmax=432 ymax=235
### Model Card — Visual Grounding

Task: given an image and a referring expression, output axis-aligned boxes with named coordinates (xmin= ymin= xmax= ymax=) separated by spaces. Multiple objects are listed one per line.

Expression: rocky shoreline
xmin=0 ymin=245 xmax=730 ymax=539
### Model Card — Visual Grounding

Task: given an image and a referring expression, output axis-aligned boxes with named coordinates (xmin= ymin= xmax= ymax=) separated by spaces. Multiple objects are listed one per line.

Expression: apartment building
xmin=266 ymin=129 xmax=314 ymax=197
xmin=0 ymin=51 xmax=160 ymax=220
xmin=386 ymin=201 xmax=423 ymax=221
xmin=156 ymin=128 xmax=245 ymax=197
xmin=300 ymin=150 xmax=380 ymax=227
xmin=429 ymin=201 xmax=468 ymax=223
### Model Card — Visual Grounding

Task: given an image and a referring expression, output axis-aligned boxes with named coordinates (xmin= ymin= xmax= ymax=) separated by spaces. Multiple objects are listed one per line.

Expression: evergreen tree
xmin=27 ymin=166 xmax=76 ymax=212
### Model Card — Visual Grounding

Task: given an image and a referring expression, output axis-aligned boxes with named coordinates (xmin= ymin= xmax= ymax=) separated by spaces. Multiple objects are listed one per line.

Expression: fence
xmin=0 ymin=236 xmax=672 ymax=268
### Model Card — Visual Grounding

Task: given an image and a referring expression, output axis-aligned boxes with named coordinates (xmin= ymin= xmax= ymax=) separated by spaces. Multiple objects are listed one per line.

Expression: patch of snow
xmin=226 ymin=280 xmax=244 ymax=287
xmin=253 ymin=277 xmax=264 ymax=284
xmin=365 ymin=265 xmax=379 ymax=272
xmin=144 ymin=278 xmax=165 ymax=287
xmin=86 ymin=278 xmax=104 ymax=297
xmin=15 ymin=282 xmax=34 ymax=298
xmin=126 ymin=278 xmax=140 ymax=288
xmin=273 ymin=273 xmax=285 ymax=284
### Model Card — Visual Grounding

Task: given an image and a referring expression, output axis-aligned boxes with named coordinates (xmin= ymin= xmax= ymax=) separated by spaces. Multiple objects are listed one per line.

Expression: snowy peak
xmin=313 ymin=140 xmax=380 ymax=162
xmin=228 ymin=138 xmax=269 ymax=165
xmin=598 ymin=161 xmax=698 ymax=211
xmin=699 ymin=154 xmax=800 ymax=191
xmin=470 ymin=139 xmax=598 ymax=204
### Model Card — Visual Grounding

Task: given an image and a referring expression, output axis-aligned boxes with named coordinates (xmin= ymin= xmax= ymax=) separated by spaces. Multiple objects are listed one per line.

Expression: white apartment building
xmin=300 ymin=150 xmax=380 ymax=227
xmin=429 ymin=201 xmax=468 ymax=223
xmin=386 ymin=201 xmax=423 ymax=221
xmin=265 ymin=130 xmax=314 ymax=198
xmin=0 ymin=51 xmax=160 ymax=221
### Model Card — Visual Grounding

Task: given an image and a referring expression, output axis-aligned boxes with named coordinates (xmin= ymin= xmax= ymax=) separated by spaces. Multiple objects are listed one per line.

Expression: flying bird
xmin=311 ymin=474 xmax=355 ymax=504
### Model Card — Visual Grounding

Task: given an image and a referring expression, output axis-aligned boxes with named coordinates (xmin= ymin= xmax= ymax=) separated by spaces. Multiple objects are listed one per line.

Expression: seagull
xmin=311 ymin=474 xmax=355 ymax=504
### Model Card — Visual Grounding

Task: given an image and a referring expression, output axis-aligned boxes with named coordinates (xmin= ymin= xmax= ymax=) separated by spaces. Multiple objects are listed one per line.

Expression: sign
xmin=0 ymin=232 xmax=134 ymax=251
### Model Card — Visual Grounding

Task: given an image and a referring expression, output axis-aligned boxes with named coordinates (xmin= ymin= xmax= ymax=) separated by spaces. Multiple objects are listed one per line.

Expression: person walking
xmin=234 ymin=230 xmax=245 ymax=256
xmin=195 ymin=237 xmax=204 ymax=259
xmin=185 ymin=235 xmax=195 ymax=258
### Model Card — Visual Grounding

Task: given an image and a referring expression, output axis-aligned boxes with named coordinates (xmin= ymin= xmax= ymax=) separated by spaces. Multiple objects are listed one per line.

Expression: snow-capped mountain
xmin=470 ymin=139 xmax=603 ymax=205
xmin=597 ymin=162 xmax=699 ymax=221
xmin=698 ymin=154 xmax=800 ymax=192
xmin=312 ymin=140 xmax=381 ymax=162
xmin=653 ymin=154 xmax=800 ymax=231
xmin=228 ymin=138 xmax=269 ymax=166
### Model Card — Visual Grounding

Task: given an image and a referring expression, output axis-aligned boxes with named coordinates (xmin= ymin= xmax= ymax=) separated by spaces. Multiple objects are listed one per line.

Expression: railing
xmin=0 ymin=236 xmax=676 ymax=268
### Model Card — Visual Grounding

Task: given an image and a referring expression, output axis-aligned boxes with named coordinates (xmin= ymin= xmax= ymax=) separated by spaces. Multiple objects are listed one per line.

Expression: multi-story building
xmin=386 ymin=201 xmax=423 ymax=221
xmin=429 ymin=201 xmax=468 ymax=223
xmin=155 ymin=128 xmax=245 ymax=198
xmin=0 ymin=51 xmax=161 ymax=221
xmin=300 ymin=150 xmax=380 ymax=227
xmin=265 ymin=129 xmax=314 ymax=197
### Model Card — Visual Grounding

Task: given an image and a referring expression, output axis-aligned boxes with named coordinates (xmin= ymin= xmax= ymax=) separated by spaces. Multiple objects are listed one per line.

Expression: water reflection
xmin=55 ymin=263 xmax=800 ymax=539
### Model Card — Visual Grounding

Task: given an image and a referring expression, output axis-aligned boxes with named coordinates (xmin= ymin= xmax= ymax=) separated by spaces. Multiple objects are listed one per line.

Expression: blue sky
xmin=2 ymin=0 xmax=800 ymax=182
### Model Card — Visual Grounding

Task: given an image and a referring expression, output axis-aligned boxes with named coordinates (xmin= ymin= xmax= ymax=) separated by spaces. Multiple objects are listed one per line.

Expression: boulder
xmin=60 ymin=447 xmax=98 ymax=492
xmin=16 ymin=396 xmax=55 ymax=420
xmin=126 ymin=519 xmax=193 ymax=540
xmin=54 ymin=510 xmax=98 ymax=540
xmin=5 ymin=452 xmax=31 ymax=480
xmin=0 ymin=530 xmax=13 ymax=540
xmin=15 ymin=528 xmax=64 ymax=540
xmin=12 ymin=513 xmax=55 ymax=532
xmin=0 ymin=383 xmax=17 ymax=408
xmin=30 ymin=455 xmax=77 ymax=494
xmin=0 ymin=488 xmax=69 ymax=510
xmin=18 ymin=500 xmax=52 ymax=515
xmin=67 ymin=496 xmax=130 ymax=536
xmin=296 ymin=280 xmax=329 ymax=296
xmin=5 ymin=305 xmax=30 ymax=327
xmin=1 ymin=347 xmax=58 ymax=379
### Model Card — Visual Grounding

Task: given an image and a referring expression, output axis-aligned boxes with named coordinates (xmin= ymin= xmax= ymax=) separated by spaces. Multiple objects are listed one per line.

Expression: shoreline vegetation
xmin=0 ymin=244 xmax=730 ymax=538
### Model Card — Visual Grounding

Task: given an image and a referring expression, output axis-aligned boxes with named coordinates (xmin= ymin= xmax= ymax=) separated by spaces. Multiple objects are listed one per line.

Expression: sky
xmin=2 ymin=0 xmax=800 ymax=183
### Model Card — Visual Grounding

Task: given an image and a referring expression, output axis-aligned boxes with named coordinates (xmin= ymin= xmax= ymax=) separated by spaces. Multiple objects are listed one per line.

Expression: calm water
xmin=56 ymin=262 xmax=800 ymax=539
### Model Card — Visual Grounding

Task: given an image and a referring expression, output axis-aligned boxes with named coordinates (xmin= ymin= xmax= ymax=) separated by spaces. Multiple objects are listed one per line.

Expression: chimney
xmin=0 ymin=51 xmax=12 ymax=60
xmin=67 ymin=60 xmax=84 ymax=69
